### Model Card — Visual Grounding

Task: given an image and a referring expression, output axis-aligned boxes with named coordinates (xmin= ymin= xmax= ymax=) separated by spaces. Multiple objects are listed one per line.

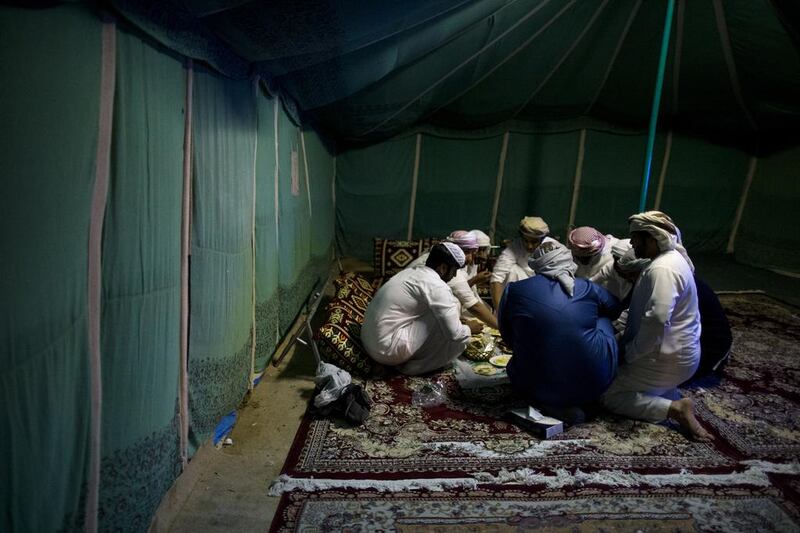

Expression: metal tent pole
xmin=639 ymin=0 xmax=675 ymax=212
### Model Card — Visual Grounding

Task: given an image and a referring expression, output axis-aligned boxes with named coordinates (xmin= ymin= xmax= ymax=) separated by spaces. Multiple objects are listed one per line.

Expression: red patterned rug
xmin=270 ymin=292 xmax=800 ymax=531
xmin=273 ymin=484 xmax=800 ymax=531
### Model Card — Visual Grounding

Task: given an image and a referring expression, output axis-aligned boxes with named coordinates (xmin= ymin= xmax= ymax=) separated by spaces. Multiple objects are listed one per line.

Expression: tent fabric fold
xmin=105 ymin=0 xmax=800 ymax=152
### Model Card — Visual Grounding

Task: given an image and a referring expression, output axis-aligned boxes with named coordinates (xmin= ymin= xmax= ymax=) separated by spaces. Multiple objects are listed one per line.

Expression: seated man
xmin=602 ymin=211 xmax=712 ymax=440
xmin=408 ymin=230 xmax=498 ymax=329
xmin=498 ymin=240 xmax=623 ymax=419
xmin=690 ymin=276 xmax=733 ymax=380
xmin=467 ymin=229 xmax=494 ymax=300
xmin=601 ymin=246 xmax=733 ymax=382
xmin=491 ymin=216 xmax=554 ymax=308
xmin=567 ymin=226 xmax=618 ymax=279
xmin=590 ymin=240 xmax=651 ymax=333
xmin=362 ymin=243 xmax=483 ymax=375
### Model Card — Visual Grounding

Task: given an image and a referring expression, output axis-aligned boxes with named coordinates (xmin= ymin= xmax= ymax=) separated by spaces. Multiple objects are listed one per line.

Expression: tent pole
xmin=639 ymin=0 xmax=675 ymax=212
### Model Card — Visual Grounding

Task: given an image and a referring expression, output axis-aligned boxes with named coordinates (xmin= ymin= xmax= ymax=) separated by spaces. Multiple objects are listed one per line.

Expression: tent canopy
xmin=109 ymin=0 xmax=800 ymax=153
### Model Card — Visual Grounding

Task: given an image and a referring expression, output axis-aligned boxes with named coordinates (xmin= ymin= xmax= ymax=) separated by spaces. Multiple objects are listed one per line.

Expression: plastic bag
xmin=411 ymin=379 xmax=447 ymax=407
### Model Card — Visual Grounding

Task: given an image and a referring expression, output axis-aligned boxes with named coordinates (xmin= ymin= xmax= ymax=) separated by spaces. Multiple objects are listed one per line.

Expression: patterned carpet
xmin=270 ymin=293 xmax=800 ymax=531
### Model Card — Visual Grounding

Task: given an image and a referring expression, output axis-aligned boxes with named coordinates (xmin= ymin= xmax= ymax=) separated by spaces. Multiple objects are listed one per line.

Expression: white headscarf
xmin=628 ymin=211 xmax=694 ymax=271
xmin=611 ymin=238 xmax=632 ymax=259
xmin=617 ymin=247 xmax=651 ymax=273
xmin=528 ymin=240 xmax=578 ymax=297
xmin=441 ymin=241 xmax=466 ymax=268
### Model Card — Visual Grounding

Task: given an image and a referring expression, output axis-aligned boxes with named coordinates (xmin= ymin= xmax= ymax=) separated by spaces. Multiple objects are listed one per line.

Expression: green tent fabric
xmin=254 ymin=94 xmax=335 ymax=369
xmin=254 ymin=94 xmax=282 ymax=369
xmin=736 ymin=145 xmax=800 ymax=273
xmin=333 ymin=122 xmax=800 ymax=275
xmin=106 ymin=0 xmax=800 ymax=151
xmin=188 ymin=67 xmax=256 ymax=451
xmin=656 ymin=135 xmax=749 ymax=252
xmin=98 ymin=26 xmax=184 ymax=531
xmin=97 ymin=0 xmax=800 ymax=273
xmin=305 ymin=131 xmax=337 ymax=259
xmin=2 ymin=1 xmax=799 ymax=532
xmin=574 ymin=130 xmax=649 ymax=239
xmin=0 ymin=5 xmax=100 ymax=531
xmin=0 ymin=4 xmax=338 ymax=531
xmin=275 ymin=109 xmax=312 ymax=333
xmin=497 ymin=131 xmax=580 ymax=241
xmin=272 ymin=105 xmax=335 ymax=337
xmin=336 ymin=137 xmax=417 ymax=259
xmin=413 ymin=135 xmax=502 ymax=239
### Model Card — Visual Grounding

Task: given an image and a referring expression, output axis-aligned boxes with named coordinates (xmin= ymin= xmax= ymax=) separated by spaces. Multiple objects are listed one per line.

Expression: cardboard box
xmin=506 ymin=407 xmax=563 ymax=439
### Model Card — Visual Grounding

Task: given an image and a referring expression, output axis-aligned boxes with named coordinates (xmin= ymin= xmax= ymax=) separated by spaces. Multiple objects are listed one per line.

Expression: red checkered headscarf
xmin=567 ymin=226 xmax=607 ymax=257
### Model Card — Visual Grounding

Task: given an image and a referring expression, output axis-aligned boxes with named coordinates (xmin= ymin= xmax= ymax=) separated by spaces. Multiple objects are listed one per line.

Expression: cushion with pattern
xmin=330 ymin=273 xmax=374 ymax=321
xmin=333 ymin=272 xmax=376 ymax=299
xmin=373 ymin=238 xmax=436 ymax=277
xmin=316 ymin=304 xmax=385 ymax=377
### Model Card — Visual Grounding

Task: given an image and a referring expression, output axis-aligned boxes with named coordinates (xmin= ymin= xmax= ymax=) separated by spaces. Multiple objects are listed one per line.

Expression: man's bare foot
xmin=668 ymin=398 xmax=713 ymax=441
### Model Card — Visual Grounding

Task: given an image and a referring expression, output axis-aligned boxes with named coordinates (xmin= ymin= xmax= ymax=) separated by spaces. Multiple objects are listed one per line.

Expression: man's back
xmin=500 ymin=276 xmax=620 ymax=406
xmin=361 ymin=266 xmax=465 ymax=363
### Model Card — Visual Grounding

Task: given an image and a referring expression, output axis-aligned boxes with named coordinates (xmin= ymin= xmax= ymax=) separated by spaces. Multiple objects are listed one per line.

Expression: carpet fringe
xmin=425 ymin=439 xmax=587 ymax=458
xmin=472 ymin=462 xmax=800 ymax=488
xmin=740 ymin=460 xmax=800 ymax=474
xmin=268 ymin=462 xmax=800 ymax=495
xmin=268 ymin=475 xmax=478 ymax=495
xmin=715 ymin=289 xmax=766 ymax=295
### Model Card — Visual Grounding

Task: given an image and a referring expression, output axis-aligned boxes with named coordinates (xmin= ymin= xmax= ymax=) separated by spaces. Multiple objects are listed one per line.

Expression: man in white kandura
xmin=361 ymin=242 xmax=483 ymax=375
xmin=490 ymin=216 xmax=554 ymax=308
xmin=467 ymin=229 xmax=494 ymax=300
xmin=408 ymin=230 xmax=498 ymax=329
xmin=602 ymin=211 xmax=712 ymax=440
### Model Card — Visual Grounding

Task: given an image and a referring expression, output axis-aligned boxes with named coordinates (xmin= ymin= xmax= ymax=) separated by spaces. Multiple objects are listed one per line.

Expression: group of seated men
xmin=360 ymin=211 xmax=732 ymax=440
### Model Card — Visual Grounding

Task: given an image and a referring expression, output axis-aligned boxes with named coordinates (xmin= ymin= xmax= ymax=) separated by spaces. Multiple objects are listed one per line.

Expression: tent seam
xmin=711 ymin=0 xmax=758 ymax=131
xmin=358 ymin=0 xmax=561 ymax=137
xmin=584 ymin=0 xmax=641 ymax=116
xmin=85 ymin=17 xmax=116 ymax=533
xmin=511 ymin=0 xmax=609 ymax=119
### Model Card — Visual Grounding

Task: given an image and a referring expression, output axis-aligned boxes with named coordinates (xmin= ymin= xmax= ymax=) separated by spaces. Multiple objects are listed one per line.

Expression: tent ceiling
xmin=106 ymin=0 xmax=800 ymax=152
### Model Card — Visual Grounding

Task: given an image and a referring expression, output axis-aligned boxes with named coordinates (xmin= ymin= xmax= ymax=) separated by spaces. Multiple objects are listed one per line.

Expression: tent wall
xmin=0 ymin=6 xmax=99 ymax=531
xmin=336 ymin=126 xmax=798 ymax=274
xmin=735 ymin=145 xmax=800 ymax=274
xmin=0 ymin=5 xmax=335 ymax=532
xmin=187 ymin=68 xmax=257 ymax=450
xmin=99 ymin=27 xmax=185 ymax=530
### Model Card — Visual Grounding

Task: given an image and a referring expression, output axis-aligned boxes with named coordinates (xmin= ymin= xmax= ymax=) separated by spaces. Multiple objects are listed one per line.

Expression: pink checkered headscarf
xmin=446 ymin=230 xmax=479 ymax=251
xmin=567 ymin=226 xmax=607 ymax=257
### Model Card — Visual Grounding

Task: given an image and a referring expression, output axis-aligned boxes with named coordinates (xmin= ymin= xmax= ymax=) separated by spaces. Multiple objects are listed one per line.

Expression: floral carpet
xmin=270 ymin=293 xmax=800 ymax=531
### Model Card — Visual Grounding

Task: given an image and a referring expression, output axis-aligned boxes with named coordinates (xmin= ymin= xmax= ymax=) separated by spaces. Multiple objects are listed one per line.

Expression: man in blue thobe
xmin=499 ymin=240 xmax=623 ymax=418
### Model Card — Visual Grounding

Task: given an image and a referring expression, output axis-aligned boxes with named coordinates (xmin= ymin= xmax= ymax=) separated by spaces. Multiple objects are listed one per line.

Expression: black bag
xmin=314 ymin=383 xmax=372 ymax=425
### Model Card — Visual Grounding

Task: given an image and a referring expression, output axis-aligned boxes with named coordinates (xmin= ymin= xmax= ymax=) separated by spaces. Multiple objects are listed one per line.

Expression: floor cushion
xmin=373 ymin=238 xmax=435 ymax=277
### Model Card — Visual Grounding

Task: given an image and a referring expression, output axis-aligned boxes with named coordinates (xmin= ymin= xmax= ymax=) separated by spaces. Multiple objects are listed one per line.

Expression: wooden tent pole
xmin=639 ymin=0 xmax=675 ymax=212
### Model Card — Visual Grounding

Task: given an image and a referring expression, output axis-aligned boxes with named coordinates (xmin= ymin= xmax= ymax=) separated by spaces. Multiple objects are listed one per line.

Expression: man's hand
xmin=464 ymin=319 xmax=483 ymax=335
xmin=469 ymin=271 xmax=492 ymax=287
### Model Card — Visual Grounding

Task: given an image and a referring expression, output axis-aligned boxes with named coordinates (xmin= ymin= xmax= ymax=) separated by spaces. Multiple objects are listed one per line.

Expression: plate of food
xmin=472 ymin=362 xmax=501 ymax=376
xmin=489 ymin=354 xmax=512 ymax=368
